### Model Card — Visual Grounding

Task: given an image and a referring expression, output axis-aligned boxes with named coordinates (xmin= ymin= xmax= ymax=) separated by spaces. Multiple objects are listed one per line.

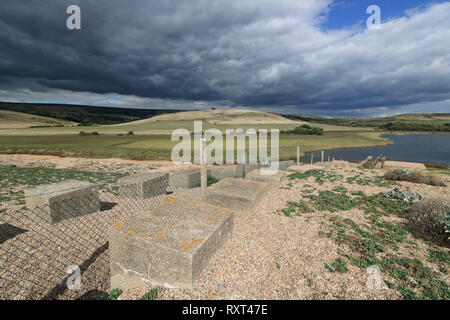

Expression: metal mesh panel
xmin=0 ymin=166 xmax=203 ymax=300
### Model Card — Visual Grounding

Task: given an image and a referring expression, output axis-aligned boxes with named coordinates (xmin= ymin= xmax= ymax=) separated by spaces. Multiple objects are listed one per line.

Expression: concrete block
xmin=262 ymin=161 xmax=295 ymax=172
xmin=24 ymin=180 xmax=100 ymax=224
xmin=244 ymin=169 xmax=286 ymax=184
xmin=206 ymin=178 xmax=269 ymax=209
xmin=118 ymin=173 xmax=168 ymax=199
xmin=110 ymin=198 xmax=233 ymax=289
xmin=235 ymin=164 xmax=245 ymax=178
xmin=244 ymin=163 xmax=261 ymax=176
xmin=207 ymin=166 xmax=238 ymax=180
xmin=168 ymin=168 xmax=201 ymax=191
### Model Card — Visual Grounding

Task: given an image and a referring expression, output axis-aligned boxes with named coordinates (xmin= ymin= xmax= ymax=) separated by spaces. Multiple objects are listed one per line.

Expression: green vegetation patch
xmin=140 ymin=288 xmax=159 ymax=300
xmin=320 ymin=192 xmax=449 ymax=300
xmin=207 ymin=176 xmax=220 ymax=187
xmin=0 ymin=165 xmax=128 ymax=203
xmin=106 ymin=288 xmax=123 ymax=300
xmin=289 ymin=170 xmax=342 ymax=185
xmin=282 ymin=200 xmax=315 ymax=218
xmin=310 ymin=190 xmax=357 ymax=212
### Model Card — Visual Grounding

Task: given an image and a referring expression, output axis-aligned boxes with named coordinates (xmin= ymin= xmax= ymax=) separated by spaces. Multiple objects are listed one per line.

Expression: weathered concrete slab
xmin=208 ymin=165 xmax=239 ymax=180
xmin=287 ymin=164 xmax=324 ymax=172
xmin=24 ymin=180 xmax=100 ymax=224
xmin=206 ymin=178 xmax=269 ymax=209
xmin=245 ymin=169 xmax=286 ymax=184
xmin=168 ymin=168 xmax=201 ymax=191
xmin=118 ymin=173 xmax=168 ymax=199
xmin=110 ymin=198 xmax=233 ymax=289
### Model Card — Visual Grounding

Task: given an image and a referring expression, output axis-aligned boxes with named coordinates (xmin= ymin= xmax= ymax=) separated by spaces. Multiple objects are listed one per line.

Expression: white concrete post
xmin=200 ymin=138 xmax=207 ymax=201
xmin=310 ymin=154 xmax=314 ymax=165
xmin=321 ymin=151 xmax=324 ymax=163
xmin=297 ymin=146 xmax=300 ymax=166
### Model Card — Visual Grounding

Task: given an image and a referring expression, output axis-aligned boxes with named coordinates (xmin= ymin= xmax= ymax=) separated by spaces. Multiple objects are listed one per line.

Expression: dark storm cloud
xmin=0 ymin=0 xmax=449 ymax=115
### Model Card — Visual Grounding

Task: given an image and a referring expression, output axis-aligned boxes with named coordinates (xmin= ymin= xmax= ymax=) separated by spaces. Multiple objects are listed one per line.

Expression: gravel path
xmin=120 ymin=168 xmax=449 ymax=300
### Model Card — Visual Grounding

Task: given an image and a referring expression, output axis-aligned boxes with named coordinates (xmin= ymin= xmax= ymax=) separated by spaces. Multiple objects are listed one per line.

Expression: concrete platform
xmin=118 ymin=173 xmax=168 ymax=199
xmin=244 ymin=169 xmax=287 ymax=184
xmin=206 ymin=178 xmax=270 ymax=209
xmin=110 ymin=198 xmax=233 ymax=289
xmin=24 ymin=180 xmax=100 ymax=224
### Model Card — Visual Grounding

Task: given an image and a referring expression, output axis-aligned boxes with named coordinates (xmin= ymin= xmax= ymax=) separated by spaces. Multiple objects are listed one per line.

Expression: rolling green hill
xmin=0 ymin=102 xmax=181 ymax=125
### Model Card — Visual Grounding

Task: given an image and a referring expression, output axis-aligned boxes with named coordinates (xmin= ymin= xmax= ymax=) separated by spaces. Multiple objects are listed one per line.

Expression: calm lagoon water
xmin=302 ymin=134 xmax=450 ymax=166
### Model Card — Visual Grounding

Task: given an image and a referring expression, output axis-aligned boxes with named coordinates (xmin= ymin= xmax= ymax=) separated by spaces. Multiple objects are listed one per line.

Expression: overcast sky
xmin=0 ymin=0 xmax=449 ymax=117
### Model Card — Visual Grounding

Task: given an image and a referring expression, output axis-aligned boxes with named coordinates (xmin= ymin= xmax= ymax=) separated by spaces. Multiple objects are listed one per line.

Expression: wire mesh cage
xmin=0 ymin=167 xmax=203 ymax=300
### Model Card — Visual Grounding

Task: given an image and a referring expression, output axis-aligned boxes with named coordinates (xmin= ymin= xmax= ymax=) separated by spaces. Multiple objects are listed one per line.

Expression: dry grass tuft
xmin=384 ymin=169 xmax=446 ymax=187
xmin=407 ymin=198 xmax=450 ymax=246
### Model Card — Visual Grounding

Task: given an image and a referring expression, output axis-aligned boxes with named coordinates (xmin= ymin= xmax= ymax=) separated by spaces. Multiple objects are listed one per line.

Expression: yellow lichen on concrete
xmin=216 ymin=207 xmax=231 ymax=215
xmin=181 ymin=238 xmax=205 ymax=251
xmin=113 ymin=221 xmax=126 ymax=231
xmin=156 ymin=234 xmax=164 ymax=243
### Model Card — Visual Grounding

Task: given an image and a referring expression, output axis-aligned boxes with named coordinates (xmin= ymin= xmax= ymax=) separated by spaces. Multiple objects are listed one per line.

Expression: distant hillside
xmin=285 ymin=113 xmax=450 ymax=131
xmin=0 ymin=102 xmax=182 ymax=125
xmin=0 ymin=110 xmax=76 ymax=129
xmin=115 ymin=109 xmax=298 ymax=126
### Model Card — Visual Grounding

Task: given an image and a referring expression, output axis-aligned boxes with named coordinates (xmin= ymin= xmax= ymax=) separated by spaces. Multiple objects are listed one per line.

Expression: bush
xmin=126 ymin=131 xmax=134 ymax=136
xmin=384 ymin=170 xmax=446 ymax=187
xmin=288 ymin=124 xmax=324 ymax=135
xmin=79 ymin=131 xmax=100 ymax=136
xmin=407 ymin=198 xmax=450 ymax=245
xmin=383 ymin=187 xmax=422 ymax=203
xmin=140 ymin=288 xmax=158 ymax=300
xmin=106 ymin=288 xmax=123 ymax=300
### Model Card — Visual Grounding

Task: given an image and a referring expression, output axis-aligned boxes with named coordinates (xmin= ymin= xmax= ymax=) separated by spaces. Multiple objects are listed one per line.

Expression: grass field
xmin=0 ymin=131 xmax=392 ymax=161
xmin=0 ymin=110 xmax=75 ymax=129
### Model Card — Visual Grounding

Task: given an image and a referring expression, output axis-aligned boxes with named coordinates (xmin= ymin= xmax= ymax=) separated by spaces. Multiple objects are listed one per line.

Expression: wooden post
xmin=200 ymin=138 xmax=207 ymax=201
xmin=328 ymin=155 xmax=330 ymax=162
xmin=321 ymin=151 xmax=324 ymax=163
xmin=297 ymin=146 xmax=300 ymax=166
